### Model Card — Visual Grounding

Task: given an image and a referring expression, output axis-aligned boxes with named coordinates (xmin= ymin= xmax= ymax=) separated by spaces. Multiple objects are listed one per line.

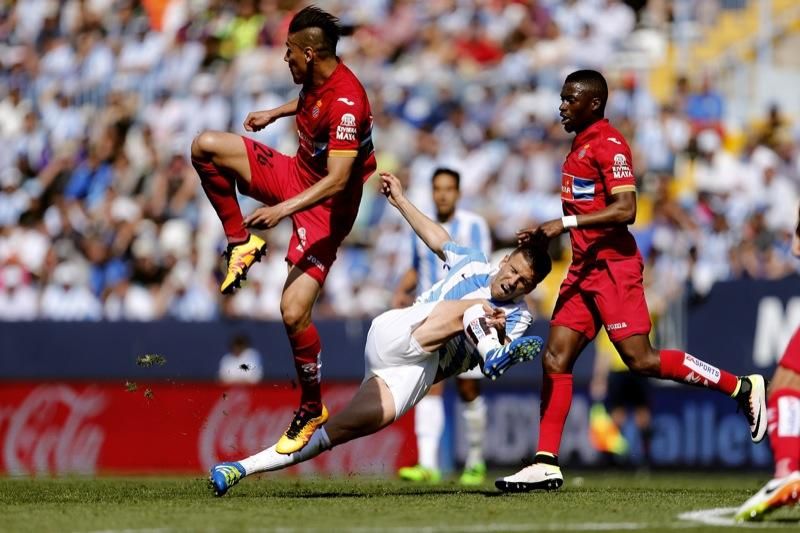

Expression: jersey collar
xmin=573 ymin=118 xmax=609 ymax=147
xmin=305 ymin=58 xmax=343 ymax=93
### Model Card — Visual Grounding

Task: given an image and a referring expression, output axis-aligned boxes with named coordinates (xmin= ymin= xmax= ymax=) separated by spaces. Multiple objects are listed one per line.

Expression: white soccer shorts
xmin=363 ymin=302 xmax=441 ymax=420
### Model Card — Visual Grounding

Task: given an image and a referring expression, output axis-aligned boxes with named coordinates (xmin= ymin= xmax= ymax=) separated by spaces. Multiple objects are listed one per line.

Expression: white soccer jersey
xmin=411 ymin=209 xmax=491 ymax=293
xmin=416 ymin=241 xmax=533 ymax=377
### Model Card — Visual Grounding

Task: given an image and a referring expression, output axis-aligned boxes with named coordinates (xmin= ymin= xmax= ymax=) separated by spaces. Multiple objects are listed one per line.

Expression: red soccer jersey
xmin=561 ymin=119 xmax=638 ymax=263
xmin=294 ymin=61 xmax=376 ymax=188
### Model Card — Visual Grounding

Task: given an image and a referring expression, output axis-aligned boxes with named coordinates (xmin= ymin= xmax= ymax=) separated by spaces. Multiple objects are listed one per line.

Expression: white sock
xmin=238 ymin=427 xmax=332 ymax=475
xmin=462 ymin=304 xmax=502 ymax=361
xmin=414 ymin=395 xmax=444 ymax=470
xmin=461 ymin=395 xmax=487 ymax=468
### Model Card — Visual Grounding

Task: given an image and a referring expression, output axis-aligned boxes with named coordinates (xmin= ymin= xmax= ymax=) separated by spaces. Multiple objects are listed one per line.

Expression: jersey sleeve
xmin=327 ymin=96 xmax=364 ymax=158
xmin=594 ymin=137 xmax=636 ymax=195
xmin=442 ymin=241 xmax=487 ymax=268
xmin=504 ymin=307 xmax=533 ymax=342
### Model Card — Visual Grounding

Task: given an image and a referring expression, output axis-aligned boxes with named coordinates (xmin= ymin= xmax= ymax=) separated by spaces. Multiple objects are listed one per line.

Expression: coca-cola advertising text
xmin=0 ymin=383 xmax=415 ymax=475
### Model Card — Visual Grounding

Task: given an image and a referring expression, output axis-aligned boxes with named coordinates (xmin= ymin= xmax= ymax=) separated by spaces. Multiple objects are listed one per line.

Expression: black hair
xmin=230 ymin=333 xmax=250 ymax=350
xmin=565 ymin=69 xmax=609 ymax=114
xmin=513 ymin=244 xmax=552 ymax=285
xmin=288 ymin=5 xmax=341 ymax=58
xmin=431 ymin=167 xmax=460 ymax=190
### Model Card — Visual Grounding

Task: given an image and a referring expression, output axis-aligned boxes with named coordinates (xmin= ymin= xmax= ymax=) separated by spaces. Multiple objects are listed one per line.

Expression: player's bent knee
xmin=191 ymin=131 xmax=217 ymax=159
xmin=280 ymin=303 xmax=312 ymax=332
xmin=542 ymin=347 xmax=568 ymax=373
xmin=191 ymin=130 xmax=239 ymax=160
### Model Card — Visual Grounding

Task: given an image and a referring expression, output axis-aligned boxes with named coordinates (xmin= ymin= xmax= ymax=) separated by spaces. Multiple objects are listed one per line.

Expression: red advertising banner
xmin=0 ymin=382 xmax=416 ymax=476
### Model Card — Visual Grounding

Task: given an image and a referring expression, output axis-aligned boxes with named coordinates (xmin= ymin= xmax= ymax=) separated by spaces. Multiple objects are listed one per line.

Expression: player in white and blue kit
xmin=208 ymin=172 xmax=552 ymax=496
xmin=393 ymin=168 xmax=494 ymax=485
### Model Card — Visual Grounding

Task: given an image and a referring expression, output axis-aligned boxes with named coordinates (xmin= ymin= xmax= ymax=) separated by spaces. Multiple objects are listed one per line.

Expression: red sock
xmin=288 ymin=323 xmax=322 ymax=413
xmin=768 ymin=388 xmax=800 ymax=478
xmin=537 ymin=373 xmax=573 ymax=456
xmin=191 ymin=157 xmax=248 ymax=243
xmin=658 ymin=349 xmax=739 ymax=395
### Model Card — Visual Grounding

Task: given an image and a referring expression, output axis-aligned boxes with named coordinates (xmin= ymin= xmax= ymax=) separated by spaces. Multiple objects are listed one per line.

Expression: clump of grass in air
xmin=136 ymin=354 xmax=167 ymax=367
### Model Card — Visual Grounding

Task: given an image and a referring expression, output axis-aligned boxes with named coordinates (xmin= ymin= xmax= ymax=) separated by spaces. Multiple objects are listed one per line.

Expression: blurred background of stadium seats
xmin=0 ymin=0 xmax=798 ymax=475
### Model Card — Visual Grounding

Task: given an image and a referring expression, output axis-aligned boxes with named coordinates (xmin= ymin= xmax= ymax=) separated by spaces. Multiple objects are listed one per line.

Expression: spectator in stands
xmin=0 ymin=264 xmax=38 ymax=320
xmin=0 ymin=0 xmax=795 ymax=322
xmin=218 ymin=333 xmax=263 ymax=384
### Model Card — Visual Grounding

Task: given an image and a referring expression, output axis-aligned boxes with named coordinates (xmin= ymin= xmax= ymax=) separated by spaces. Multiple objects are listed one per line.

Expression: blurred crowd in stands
xmin=0 ymin=0 xmax=797 ymax=321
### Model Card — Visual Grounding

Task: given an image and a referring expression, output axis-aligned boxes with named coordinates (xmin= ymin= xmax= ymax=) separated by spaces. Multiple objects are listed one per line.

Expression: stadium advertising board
xmin=450 ymin=387 xmax=772 ymax=469
xmin=0 ymin=382 xmax=415 ymax=476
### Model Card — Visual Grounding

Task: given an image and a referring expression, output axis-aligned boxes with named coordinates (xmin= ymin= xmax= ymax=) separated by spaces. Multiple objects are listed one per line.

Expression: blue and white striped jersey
xmin=416 ymin=241 xmax=533 ymax=377
xmin=411 ymin=209 xmax=491 ymax=294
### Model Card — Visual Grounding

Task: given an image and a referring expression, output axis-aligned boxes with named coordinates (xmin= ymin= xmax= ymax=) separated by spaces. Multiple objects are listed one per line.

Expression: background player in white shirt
xmin=393 ymin=167 xmax=493 ymax=485
xmin=208 ymin=171 xmax=551 ymax=496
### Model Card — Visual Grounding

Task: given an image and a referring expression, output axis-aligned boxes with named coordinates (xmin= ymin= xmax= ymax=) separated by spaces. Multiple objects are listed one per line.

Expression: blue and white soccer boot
xmin=482 ymin=335 xmax=543 ymax=380
xmin=209 ymin=461 xmax=246 ymax=497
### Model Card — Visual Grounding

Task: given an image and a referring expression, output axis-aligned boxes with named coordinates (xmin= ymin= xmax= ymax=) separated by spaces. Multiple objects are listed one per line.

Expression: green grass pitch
xmin=1 ymin=472 xmax=798 ymax=532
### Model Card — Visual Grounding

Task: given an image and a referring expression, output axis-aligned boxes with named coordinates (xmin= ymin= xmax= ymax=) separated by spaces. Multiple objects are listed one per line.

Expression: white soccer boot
xmin=735 ymin=375 xmax=767 ymax=443
xmin=495 ymin=461 xmax=564 ymax=492
xmin=735 ymin=471 xmax=800 ymax=521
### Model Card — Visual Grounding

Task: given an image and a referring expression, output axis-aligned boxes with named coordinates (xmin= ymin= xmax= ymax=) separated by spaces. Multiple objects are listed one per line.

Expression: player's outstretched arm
xmin=517 ymin=191 xmax=637 ymax=246
xmin=244 ymin=155 xmax=355 ymax=229
xmin=380 ymin=172 xmax=451 ymax=261
xmin=243 ymin=98 xmax=299 ymax=132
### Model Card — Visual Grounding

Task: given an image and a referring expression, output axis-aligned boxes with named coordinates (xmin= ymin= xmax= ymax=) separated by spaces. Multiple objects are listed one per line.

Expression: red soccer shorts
xmin=779 ymin=328 xmax=800 ymax=374
xmin=242 ymin=137 xmax=362 ymax=284
xmin=551 ymin=254 xmax=652 ymax=342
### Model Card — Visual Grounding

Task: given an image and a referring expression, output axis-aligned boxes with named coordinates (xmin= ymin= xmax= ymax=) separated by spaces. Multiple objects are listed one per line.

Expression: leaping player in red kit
xmin=735 ymin=205 xmax=800 ymax=521
xmin=190 ymin=6 xmax=376 ymax=455
xmin=495 ymin=70 xmax=768 ymax=492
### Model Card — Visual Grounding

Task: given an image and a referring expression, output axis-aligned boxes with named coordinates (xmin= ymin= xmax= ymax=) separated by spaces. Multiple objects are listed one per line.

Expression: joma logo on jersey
xmin=561 ymin=174 xmax=595 ymax=201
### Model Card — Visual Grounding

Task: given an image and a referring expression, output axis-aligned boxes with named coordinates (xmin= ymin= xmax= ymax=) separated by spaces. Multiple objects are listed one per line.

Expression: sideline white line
xmin=85 ymin=524 xmax=649 ymax=533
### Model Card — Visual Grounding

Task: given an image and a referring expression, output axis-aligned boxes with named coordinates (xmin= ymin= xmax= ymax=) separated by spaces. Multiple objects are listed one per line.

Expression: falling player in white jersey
xmin=209 ymin=171 xmax=552 ymax=496
xmin=393 ymin=167 xmax=493 ymax=485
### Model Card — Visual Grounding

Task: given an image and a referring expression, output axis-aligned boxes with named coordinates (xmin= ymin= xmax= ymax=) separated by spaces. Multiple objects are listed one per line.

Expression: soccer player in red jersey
xmin=495 ymin=70 xmax=768 ymax=492
xmin=190 ymin=6 xmax=376 ymax=454
xmin=736 ymin=206 xmax=800 ymax=521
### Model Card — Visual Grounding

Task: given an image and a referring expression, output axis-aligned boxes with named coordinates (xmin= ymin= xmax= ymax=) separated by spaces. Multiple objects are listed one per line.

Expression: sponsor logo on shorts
xmin=296 ymin=227 xmax=307 ymax=252
xmin=683 ymin=354 xmax=721 ymax=384
xmin=612 ymin=153 xmax=633 ymax=179
xmin=336 ymin=113 xmax=357 ymax=141
xmin=306 ymin=254 xmax=326 ymax=272
xmin=605 ymin=322 xmax=628 ymax=331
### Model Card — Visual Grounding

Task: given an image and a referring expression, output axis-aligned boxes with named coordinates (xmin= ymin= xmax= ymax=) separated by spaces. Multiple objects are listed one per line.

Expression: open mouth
xmin=560 ymin=115 xmax=570 ymax=124
xmin=501 ymin=283 xmax=510 ymax=295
